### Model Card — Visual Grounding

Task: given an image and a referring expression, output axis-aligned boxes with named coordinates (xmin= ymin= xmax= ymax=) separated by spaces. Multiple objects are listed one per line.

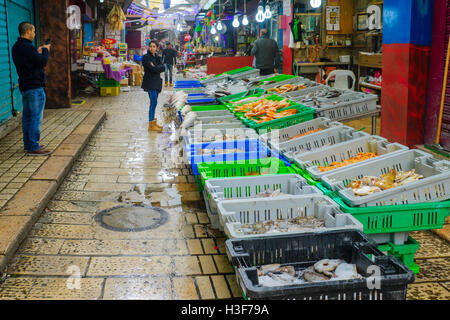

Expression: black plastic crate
xmin=226 ymin=230 xmax=415 ymax=300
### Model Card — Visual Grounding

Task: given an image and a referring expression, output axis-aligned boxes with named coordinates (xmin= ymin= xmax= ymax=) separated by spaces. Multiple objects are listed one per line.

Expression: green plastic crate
xmin=378 ymin=237 xmax=420 ymax=274
xmin=218 ymin=89 xmax=266 ymax=105
xmin=292 ymin=165 xmax=321 ymax=185
xmin=197 ymin=158 xmax=296 ymax=187
xmin=194 ymin=175 xmax=204 ymax=193
xmin=192 ymin=105 xmax=228 ymax=111
xmin=98 ymin=74 xmax=120 ymax=87
xmin=228 ymin=94 xmax=297 ymax=115
xmin=260 ymin=74 xmax=296 ymax=83
xmin=327 ymin=193 xmax=450 ymax=235
xmin=224 ymin=66 xmax=255 ymax=75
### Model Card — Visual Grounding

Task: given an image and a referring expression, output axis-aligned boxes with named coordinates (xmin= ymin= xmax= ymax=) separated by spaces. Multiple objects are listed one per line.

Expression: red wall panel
xmin=206 ymin=56 xmax=254 ymax=75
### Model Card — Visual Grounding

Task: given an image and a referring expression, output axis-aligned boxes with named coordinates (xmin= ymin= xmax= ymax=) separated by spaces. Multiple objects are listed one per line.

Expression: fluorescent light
xmin=256 ymin=4 xmax=265 ymax=22
xmin=242 ymin=14 xmax=248 ymax=25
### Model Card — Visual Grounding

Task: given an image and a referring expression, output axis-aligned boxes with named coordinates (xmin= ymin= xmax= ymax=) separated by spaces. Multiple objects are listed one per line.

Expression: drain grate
xmin=94 ymin=204 xmax=168 ymax=232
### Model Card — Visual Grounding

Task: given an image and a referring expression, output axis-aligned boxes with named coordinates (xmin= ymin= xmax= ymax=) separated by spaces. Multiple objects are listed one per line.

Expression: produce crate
xmin=98 ymin=74 xmax=120 ymax=87
xmin=187 ymin=139 xmax=272 ymax=175
xmin=259 ymin=117 xmax=343 ymax=146
xmin=292 ymin=135 xmax=409 ymax=178
xmin=100 ymin=86 xmax=120 ymax=97
xmin=229 ymin=69 xmax=260 ymax=80
xmin=194 ymin=110 xmax=234 ymax=118
xmin=200 ymin=74 xmax=229 ymax=85
xmin=303 ymin=92 xmax=379 ymax=121
xmin=224 ymin=66 xmax=255 ymax=75
xmin=186 ymin=97 xmax=217 ymax=104
xmin=285 ymin=84 xmax=328 ymax=99
xmin=225 ymin=230 xmax=415 ymax=300
xmin=197 ymin=157 xmax=295 ymax=188
xmin=262 ymin=77 xmax=317 ymax=92
xmin=203 ymin=174 xmax=322 ymax=230
xmin=174 ymin=87 xmax=205 ymax=94
xmin=328 ymin=193 xmax=450 ymax=241
xmin=378 ymin=237 xmax=420 ymax=274
xmin=231 ymin=94 xmax=315 ymax=133
xmin=321 ymin=149 xmax=450 ymax=207
xmin=185 ymin=127 xmax=258 ymax=145
xmin=271 ymin=126 xmax=370 ymax=163
xmin=220 ymin=195 xmax=363 ymax=239
xmin=190 ymin=122 xmax=247 ymax=131
xmin=218 ymin=89 xmax=266 ymax=105
xmin=259 ymin=74 xmax=296 ymax=83
xmin=194 ymin=115 xmax=241 ymax=125
xmin=191 ymin=104 xmax=228 ymax=111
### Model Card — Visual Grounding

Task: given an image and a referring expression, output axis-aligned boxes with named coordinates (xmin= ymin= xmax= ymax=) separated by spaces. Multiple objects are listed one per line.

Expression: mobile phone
xmin=45 ymin=38 xmax=51 ymax=45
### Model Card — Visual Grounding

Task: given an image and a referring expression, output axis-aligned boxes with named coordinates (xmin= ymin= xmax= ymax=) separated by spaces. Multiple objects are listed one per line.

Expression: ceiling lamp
xmin=256 ymin=2 xmax=265 ymax=23
xmin=232 ymin=0 xmax=239 ymax=28
xmin=264 ymin=4 xmax=272 ymax=19
xmin=216 ymin=20 xmax=223 ymax=30
xmin=242 ymin=0 xmax=248 ymax=25
xmin=211 ymin=24 xmax=217 ymax=34
xmin=310 ymin=0 xmax=322 ymax=8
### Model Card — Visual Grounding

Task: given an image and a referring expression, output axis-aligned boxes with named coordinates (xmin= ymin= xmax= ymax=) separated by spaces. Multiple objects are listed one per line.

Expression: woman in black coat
xmin=142 ymin=40 xmax=165 ymax=132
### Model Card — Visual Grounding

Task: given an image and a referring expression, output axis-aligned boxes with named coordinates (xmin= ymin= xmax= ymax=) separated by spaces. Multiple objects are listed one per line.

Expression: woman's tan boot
xmin=154 ymin=120 xmax=163 ymax=130
xmin=150 ymin=121 xmax=162 ymax=132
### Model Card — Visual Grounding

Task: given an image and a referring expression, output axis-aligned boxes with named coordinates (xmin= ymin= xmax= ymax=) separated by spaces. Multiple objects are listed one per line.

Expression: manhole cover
xmin=94 ymin=205 xmax=168 ymax=232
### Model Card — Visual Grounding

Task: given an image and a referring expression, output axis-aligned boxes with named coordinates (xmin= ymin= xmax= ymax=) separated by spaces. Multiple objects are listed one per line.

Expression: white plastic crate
xmin=303 ymin=92 xmax=379 ymax=121
xmin=285 ymin=84 xmax=329 ymax=99
xmin=203 ymin=174 xmax=322 ymax=230
xmin=281 ymin=129 xmax=371 ymax=163
xmin=229 ymin=69 xmax=260 ymax=80
xmin=275 ymin=126 xmax=371 ymax=162
xmin=194 ymin=110 xmax=233 ymax=118
xmin=191 ymin=122 xmax=247 ymax=130
xmin=259 ymin=117 xmax=344 ymax=146
xmin=217 ymin=195 xmax=363 ymax=239
xmin=259 ymin=76 xmax=311 ymax=90
xmin=186 ymin=127 xmax=258 ymax=145
xmin=200 ymin=74 xmax=229 ymax=85
xmin=194 ymin=115 xmax=240 ymax=125
xmin=302 ymin=136 xmax=409 ymax=180
xmin=321 ymin=149 xmax=450 ymax=207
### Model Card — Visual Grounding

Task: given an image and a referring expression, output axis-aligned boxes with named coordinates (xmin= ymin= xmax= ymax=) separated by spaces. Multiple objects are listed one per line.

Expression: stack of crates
xmin=99 ymin=74 xmax=120 ymax=97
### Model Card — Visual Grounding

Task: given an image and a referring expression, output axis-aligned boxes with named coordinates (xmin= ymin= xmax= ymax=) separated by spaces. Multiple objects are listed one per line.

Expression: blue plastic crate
xmin=188 ymin=140 xmax=272 ymax=175
xmin=188 ymin=93 xmax=208 ymax=97
xmin=133 ymin=55 xmax=143 ymax=61
xmin=175 ymin=80 xmax=201 ymax=85
xmin=187 ymin=98 xmax=217 ymax=104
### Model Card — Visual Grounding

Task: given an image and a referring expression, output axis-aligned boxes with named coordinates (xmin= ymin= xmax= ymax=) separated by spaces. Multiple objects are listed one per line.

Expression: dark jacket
xmin=12 ymin=37 xmax=49 ymax=92
xmin=162 ymin=48 xmax=177 ymax=65
xmin=251 ymin=35 xmax=281 ymax=70
xmin=141 ymin=51 xmax=165 ymax=92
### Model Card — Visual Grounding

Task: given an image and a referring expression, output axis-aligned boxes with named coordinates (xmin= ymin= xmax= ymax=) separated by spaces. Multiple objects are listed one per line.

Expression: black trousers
xmin=260 ymin=68 xmax=275 ymax=76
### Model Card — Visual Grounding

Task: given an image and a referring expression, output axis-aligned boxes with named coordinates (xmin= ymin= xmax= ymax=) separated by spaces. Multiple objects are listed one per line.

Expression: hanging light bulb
xmin=211 ymin=24 xmax=217 ymax=34
xmin=310 ymin=0 xmax=322 ymax=8
xmin=242 ymin=14 xmax=248 ymax=25
xmin=232 ymin=15 xmax=240 ymax=28
xmin=256 ymin=3 xmax=265 ymax=23
xmin=242 ymin=0 xmax=248 ymax=25
xmin=217 ymin=20 xmax=223 ymax=31
xmin=232 ymin=0 xmax=239 ymax=28
xmin=264 ymin=5 xmax=272 ymax=19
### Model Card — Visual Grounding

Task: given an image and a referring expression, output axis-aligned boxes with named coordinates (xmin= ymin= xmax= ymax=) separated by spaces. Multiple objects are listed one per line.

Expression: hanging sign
xmin=367 ymin=5 xmax=381 ymax=30
xmin=326 ymin=6 xmax=340 ymax=31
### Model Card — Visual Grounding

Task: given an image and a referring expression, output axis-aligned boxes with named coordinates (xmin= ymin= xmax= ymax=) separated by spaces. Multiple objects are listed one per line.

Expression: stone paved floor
xmin=0 ymin=86 xmax=448 ymax=300
xmin=0 ymin=110 xmax=89 ymax=208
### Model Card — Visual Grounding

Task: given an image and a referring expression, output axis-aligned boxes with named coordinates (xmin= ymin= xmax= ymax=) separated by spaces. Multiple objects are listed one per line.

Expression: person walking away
xmin=12 ymin=22 xmax=51 ymax=156
xmin=142 ymin=40 xmax=165 ymax=132
xmin=251 ymin=28 xmax=281 ymax=76
xmin=162 ymin=42 xmax=177 ymax=87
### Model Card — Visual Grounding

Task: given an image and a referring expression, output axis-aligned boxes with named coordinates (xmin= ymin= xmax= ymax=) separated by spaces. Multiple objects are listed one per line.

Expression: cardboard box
xmin=120 ymin=78 xmax=129 ymax=86
xmin=84 ymin=63 xmax=97 ymax=71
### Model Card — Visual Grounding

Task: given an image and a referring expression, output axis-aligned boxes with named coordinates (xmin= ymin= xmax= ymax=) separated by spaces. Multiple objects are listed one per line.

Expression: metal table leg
xmin=372 ymin=115 xmax=377 ymax=135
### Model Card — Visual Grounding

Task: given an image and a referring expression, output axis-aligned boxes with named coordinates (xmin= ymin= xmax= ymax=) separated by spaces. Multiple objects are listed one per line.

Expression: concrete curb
xmin=0 ymin=110 xmax=106 ymax=274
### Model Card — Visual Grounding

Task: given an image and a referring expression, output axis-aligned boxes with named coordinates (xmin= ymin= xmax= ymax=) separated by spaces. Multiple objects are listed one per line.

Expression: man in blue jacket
xmin=12 ymin=22 xmax=51 ymax=156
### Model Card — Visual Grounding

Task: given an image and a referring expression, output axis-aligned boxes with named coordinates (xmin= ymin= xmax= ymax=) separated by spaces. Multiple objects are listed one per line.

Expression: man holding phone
xmin=12 ymin=22 xmax=51 ymax=155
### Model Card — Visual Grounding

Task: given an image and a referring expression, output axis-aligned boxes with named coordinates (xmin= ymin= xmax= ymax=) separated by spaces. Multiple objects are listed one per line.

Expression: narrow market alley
xmin=0 ymin=86 xmax=448 ymax=300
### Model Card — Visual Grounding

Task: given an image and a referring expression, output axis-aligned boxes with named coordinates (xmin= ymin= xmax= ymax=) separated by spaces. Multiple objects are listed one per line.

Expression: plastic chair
xmin=325 ymin=70 xmax=356 ymax=90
